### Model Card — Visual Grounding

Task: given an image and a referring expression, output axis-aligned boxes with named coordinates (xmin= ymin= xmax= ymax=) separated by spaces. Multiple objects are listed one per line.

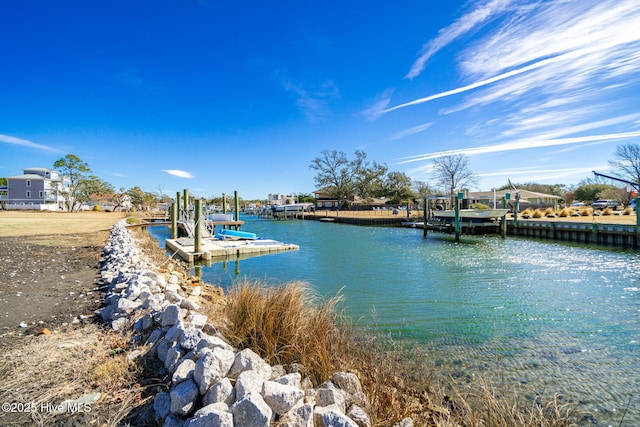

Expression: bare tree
xmin=609 ymin=143 xmax=640 ymax=183
xmin=431 ymin=154 xmax=476 ymax=195
xmin=309 ymin=150 xmax=368 ymax=210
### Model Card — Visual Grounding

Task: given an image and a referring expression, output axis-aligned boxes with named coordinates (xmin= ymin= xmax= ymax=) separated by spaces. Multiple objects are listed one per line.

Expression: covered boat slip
xmin=165 ymin=237 xmax=299 ymax=263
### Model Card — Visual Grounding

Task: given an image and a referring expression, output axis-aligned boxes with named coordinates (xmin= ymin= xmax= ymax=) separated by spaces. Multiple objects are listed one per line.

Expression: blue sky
xmin=2 ymin=0 xmax=640 ymax=200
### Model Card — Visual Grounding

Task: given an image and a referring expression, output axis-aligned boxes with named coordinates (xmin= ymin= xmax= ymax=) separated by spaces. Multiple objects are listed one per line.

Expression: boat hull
xmin=217 ymin=229 xmax=257 ymax=240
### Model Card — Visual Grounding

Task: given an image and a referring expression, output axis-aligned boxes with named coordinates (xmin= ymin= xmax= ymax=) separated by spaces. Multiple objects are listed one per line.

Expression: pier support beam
xmin=454 ymin=192 xmax=462 ymax=242
xmin=234 ymin=190 xmax=240 ymax=222
xmin=176 ymin=192 xmax=182 ymax=221
xmin=423 ymin=197 xmax=428 ymax=238
xmin=194 ymin=198 xmax=202 ymax=254
xmin=171 ymin=202 xmax=177 ymax=239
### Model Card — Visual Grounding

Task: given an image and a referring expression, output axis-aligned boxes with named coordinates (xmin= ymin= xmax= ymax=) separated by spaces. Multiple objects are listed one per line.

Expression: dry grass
xmin=0 ymin=324 xmax=159 ymax=426
xmin=532 ymin=209 xmax=545 ymax=218
xmin=0 ymin=211 xmax=130 ymax=237
xmin=450 ymin=376 xmax=580 ymax=427
xmin=219 ymin=280 xmax=349 ymax=385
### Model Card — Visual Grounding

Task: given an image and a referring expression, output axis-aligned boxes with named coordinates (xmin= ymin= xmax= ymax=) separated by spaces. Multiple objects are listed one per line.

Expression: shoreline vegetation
xmin=0 ymin=210 xmax=600 ymax=425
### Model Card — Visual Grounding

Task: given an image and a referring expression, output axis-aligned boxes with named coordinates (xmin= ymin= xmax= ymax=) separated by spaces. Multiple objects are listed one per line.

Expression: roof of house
xmin=7 ymin=173 xmax=48 ymax=180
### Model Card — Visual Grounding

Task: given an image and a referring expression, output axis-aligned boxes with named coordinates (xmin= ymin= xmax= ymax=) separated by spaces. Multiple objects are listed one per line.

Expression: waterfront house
xmin=267 ymin=193 xmax=297 ymax=207
xmin=313 ymin=188 xmax=353 ymax=209
xmin=4 ymin=168 xmax=69 ymax=211
xmin=467 ymin=189 xmax=562 ymax=210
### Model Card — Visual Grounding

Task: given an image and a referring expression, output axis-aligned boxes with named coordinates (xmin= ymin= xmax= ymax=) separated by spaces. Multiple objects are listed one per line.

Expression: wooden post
xmin=635 ymin=197 xmax=640 ymax=247
xmin=183 ymin=189 xmax=189 ymax=214
xmin=194 ymin=198 xmax=202 ymax=254
xmin=513 ymin=192 xmax=519 ymax=235
xmin=176 ymin=192 xmax=182 ymax=221
xmin=171 ymin=202 xmax=177 ymax=239
xmin=423 ymin=197 xmax=428 ymax=238
xmin=234 ymin=191 xmax=240 ymax=222
xmin=222 ymin=193 xmax=227 ymax=214
xmin=455 ymin=192 xmax=462 ymax=242
xmin=501 ymin=212 xmax=507 ymax=238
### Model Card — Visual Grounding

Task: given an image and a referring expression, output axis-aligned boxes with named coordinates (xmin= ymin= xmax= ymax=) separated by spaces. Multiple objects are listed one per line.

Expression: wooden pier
xmin=165 ymin=237 xmax=299 ymax=263
xmin=510 ymin=220 xmax=639 ymax=248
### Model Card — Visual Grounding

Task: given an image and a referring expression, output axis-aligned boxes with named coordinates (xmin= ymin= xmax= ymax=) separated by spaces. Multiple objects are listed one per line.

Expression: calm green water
xmin=149 ymin=216 xmax=640 ymax=425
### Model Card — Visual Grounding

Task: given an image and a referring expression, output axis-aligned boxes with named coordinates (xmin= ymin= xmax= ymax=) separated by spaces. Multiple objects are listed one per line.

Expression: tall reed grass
xmin=221 ymin=279 xmax=349 ymax=385
xmin=209 ymin=279 xmax=582 ymax=426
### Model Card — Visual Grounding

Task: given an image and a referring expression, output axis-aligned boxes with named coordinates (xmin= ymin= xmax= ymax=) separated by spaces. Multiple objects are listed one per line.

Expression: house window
xmin=26 ymin=190 xmax=31 ymax=198
xmin=39 ymin=191 xmax=44 ymax=198
xmin=26 ymin=180 xmax=31 ymax=187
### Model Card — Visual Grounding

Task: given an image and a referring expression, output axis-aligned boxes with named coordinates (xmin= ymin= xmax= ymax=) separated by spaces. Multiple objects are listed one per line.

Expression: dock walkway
xmin=165 ymin=237 xmax=299 ymax=263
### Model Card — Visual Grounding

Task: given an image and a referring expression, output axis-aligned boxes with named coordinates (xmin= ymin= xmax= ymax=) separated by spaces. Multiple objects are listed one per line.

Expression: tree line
xmin=309 ymin=143 xmax=640 ymax=208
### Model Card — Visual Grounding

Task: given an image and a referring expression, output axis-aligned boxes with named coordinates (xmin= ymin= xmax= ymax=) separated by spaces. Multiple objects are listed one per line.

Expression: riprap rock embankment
xmin=99 ymin=220 xmax=408 ymax=427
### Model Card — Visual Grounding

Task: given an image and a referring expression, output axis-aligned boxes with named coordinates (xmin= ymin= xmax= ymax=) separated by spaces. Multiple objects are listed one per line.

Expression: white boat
xmin=432 ymin=209 xmax=509 ymax=220
xmin=273 ymin=203 xmax=314 ymax=212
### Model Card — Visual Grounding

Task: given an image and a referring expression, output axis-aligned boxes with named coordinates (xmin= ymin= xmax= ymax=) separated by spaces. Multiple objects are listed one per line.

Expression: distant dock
xmin=165 ymin=237 xmax=299 ymax=263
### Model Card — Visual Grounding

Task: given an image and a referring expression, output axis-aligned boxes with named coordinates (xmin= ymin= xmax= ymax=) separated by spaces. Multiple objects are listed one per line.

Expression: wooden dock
xmin=510 ymin=220 xmax=639 ymax=248
xmin=165 ymin=237 xmax=299 ymax=263
xmin=405 ymin=218 xmax=640 ymax=249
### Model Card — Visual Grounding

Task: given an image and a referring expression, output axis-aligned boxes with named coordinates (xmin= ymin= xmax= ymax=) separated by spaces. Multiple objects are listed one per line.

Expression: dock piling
xmin=194 ymin=198 xmax=202 ymax=254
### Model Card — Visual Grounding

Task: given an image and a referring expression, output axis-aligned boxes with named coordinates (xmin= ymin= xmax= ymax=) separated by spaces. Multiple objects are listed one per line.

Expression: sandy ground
xmin=0 ymin=212 xmax=126 ymax=336
xmin=0 ymin=211 xmax=137 ymax=426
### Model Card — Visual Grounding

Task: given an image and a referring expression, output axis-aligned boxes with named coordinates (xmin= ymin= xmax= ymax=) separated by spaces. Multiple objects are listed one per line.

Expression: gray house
xmin=4 ymin=168 xmax=69 ymax=211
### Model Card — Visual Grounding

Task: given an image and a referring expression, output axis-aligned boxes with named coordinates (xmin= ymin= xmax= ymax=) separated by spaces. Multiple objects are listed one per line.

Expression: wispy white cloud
xmin=163 ymin=169 xmax=194 ymax=178
xmin=405 ymin=0 xmax=513 ymax=79
xmin=477 ymin=166 xmax=607 ymax=179
xmin=389 ymin=122 xmax=434 ymax=141
xmin=384 ymin=0 xmax=640 ymax=133
xmin=0 ymin=134 xmax=60 ymax=152
xmin=395 ymin=130 xmax=640 ymax=164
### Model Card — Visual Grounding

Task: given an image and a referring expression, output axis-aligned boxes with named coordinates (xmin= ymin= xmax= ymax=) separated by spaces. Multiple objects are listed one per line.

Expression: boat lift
xmin=592 ymin=171 xmax=640 ymax=232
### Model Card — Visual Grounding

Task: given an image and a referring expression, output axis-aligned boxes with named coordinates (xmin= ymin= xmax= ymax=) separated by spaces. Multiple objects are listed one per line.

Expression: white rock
xmin=203 ymin=378 xmax=235 ymax=406
xmin=194 ymin=347 xmax=236 ymax=395
xmin=228 ymin=348 xmax=272 ymax=380
xmin=165 ymin=344 xmax=185 ymax=372
xmin=170 ymin=378 xmax=199 ymax=416
xmin=316 ymin=387 xmax=346 ymax=412
xmin=185 ymin=313 xmax=208 ymax=329
xmin=280 ymin=402 xmax=314 ymax=427
xmin=161 ymin=304 xmax=182 ymax=327
xmin=332 ymin=372 xmax=363 ymax=395
xmin=165 ymin=321 xmax=185 ymax=343
xmin=314 ymin=404 xmax=358 ymax=427
xmin=229 ymin=394 xmax=273 ymax=427
xmin=274 ymin=373 xmax=302 ymax=388
xmin=181 ymin=328 xmax=204 ymax=350
xmin=235 ymin=370 xmax=266 ymax=401
xmin=261 ymin=380 xmax=304 ymax=415
xmin=180 ymin=298 xmax=201 ymax=311
xmin=347 ymin=404 xmax=372 ymax=427
xmin=172 ymin=359 xmax=196 ymax=384
xmin=185 ymin=403 xmax=233 ymax=427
